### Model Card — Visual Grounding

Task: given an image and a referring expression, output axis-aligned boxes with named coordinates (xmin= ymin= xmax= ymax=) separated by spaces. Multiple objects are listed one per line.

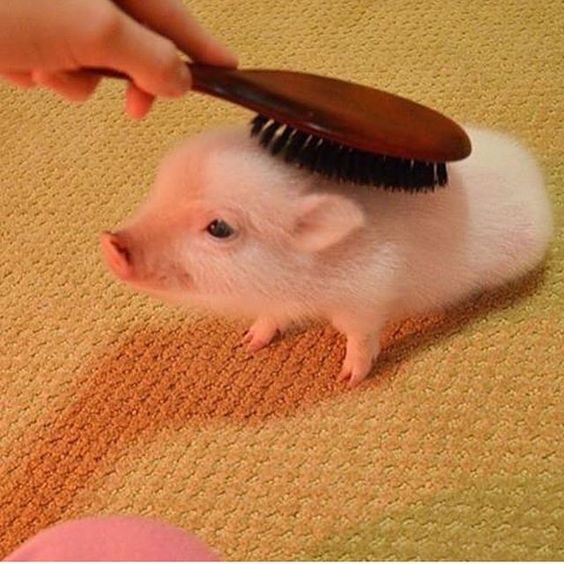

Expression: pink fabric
xmin=4 ymin=516 xmax=220 ymax=561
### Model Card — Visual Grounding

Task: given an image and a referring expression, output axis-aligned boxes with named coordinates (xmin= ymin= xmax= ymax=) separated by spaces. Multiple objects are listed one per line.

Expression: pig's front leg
xmin=332 ymin=313 xmax=386 ymax=387
xmin=242 ymin=317 xmax=289 ymax=353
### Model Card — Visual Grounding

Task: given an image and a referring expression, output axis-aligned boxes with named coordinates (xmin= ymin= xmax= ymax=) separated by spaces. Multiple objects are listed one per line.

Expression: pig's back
xmin=361 ymin=126 xmax=553 ymax=313
xmin=451 ymin=126 xmax=552 ymax=283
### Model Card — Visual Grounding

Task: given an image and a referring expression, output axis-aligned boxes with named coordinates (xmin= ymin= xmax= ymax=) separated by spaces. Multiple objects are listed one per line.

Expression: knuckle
xmin=151 ymin=42 xmax=185 ymax=95
xmin=156 ymin=42 xmax=181 ymax=78
xmin=85 ymin=7 xmax=124 ymax=51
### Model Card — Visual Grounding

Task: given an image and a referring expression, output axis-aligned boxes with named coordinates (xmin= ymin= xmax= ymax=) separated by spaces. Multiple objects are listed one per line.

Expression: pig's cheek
xmin=166 ymin=267 xmax=193 ymax=291
xmin=155 ymin=255 xmax=194 ymax=292
xmin=179 ymin=271 xmax=194 ymax=290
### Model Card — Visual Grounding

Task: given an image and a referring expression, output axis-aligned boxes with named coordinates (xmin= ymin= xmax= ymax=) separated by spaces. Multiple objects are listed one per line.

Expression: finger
xmin=76 ymin=7 xmax=192 ymax=98
xmin=32 ymin=70 xmax=101 ymax=102
xmin=125 ymin=82 xmax=155 ymax=119
xmin=115 ymin=0 xmax=238 ymax=67
xmin=0 ymin=71 xmax=35 ymax=88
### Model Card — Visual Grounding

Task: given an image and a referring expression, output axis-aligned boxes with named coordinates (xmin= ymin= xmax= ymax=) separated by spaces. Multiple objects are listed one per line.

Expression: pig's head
xmin=100 ymin=127 xmax=365 ymax=314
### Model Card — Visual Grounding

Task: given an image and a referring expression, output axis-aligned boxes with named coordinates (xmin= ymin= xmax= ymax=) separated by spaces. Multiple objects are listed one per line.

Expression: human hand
xmin=0 ymin=0 xmax=238 ymax=118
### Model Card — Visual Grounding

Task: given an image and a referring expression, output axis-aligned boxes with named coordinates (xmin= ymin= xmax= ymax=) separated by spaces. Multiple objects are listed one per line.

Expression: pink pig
xmin=101 ymin=125 xmax=553 ymax=385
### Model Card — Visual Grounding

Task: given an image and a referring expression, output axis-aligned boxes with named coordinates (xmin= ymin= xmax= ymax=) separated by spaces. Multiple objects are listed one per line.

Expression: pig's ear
xmin=292 ymin=193 xmax=365 ymax=252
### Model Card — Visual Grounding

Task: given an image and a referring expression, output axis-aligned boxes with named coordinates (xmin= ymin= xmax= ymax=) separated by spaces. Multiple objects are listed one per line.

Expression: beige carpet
xmin=1 ymin=0 xmax=563 ymax=560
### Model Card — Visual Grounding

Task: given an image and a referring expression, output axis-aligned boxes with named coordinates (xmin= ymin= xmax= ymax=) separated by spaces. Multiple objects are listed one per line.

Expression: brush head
xmin=188 ymin=66 xmax=471 ymax=160
xmin=250 ymin=114 xmax=448 ymax=192
xmin=189 ymin=65 xmax=467 ymax=191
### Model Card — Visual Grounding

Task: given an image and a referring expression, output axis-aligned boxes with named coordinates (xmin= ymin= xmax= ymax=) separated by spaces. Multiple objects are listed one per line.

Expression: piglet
xmin=100 ymin=126 xmax=553 ymax=385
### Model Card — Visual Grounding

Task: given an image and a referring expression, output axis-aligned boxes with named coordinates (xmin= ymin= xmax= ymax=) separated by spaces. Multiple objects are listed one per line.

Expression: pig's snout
xmin=100 ymin=231 xmax=134 ymax=280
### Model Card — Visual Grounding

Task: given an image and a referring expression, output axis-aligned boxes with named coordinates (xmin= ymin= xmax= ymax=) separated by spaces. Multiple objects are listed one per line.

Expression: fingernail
xmin=203 ymin=42 xmax=239 ymax=69
xmin=216 ymin=44 xmax=239 ymax=68
xmin=175 ymin=62 xmax=192 ymax=93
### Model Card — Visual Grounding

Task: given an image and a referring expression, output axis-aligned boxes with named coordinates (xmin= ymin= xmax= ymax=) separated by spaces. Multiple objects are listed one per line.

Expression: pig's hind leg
xmin=332 ymin=312 xmax=387 ymax=387
xmin=242 ymin=316 xmax=290 ymax=353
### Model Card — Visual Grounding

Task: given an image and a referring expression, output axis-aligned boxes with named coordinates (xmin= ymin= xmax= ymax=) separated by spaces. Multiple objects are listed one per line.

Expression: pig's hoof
xmin=337 ymin=362 xmax=373 ymax=387
xmin=242 ymin=331 xmax=273 ymax=353
xmin=337 ymin=334 xmax=380 ymax=388
xmin=337 ymin=347 xmax=380 ymax=387
xmin=242 ymin=318 xmax=281 ymax=353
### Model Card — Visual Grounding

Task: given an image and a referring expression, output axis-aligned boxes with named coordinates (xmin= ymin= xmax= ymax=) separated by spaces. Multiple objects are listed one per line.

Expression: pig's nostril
xmin=100 ymin=231 xmax=133 ymax=279
xmin=109 ymin=234 xmax=131 ymax=263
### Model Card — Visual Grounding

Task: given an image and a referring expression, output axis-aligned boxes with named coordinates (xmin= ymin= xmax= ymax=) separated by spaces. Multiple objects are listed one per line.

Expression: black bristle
xmin=367 ymin=154 xmax=379 ymax=186
xmin=259 ymin=120 xmax=281 ymax=147
xmin=401 ymin=161 xmax=412 ymax=190
xmin=399 ymin=158 xmax=412 ymax=189
xmin=409 ymin=159 xmax=419 ymax=189
xmin=284 ymin=130 xmax=309 ymax=163
xmin=325 ymin=143 xmax=343 ymax=180
xmin=331 ymin=145 xmax=345 ymax=181
xmin=396 ymin=158 xmax=408 ymax=189
xmin=297 ymin=136 xmax=322 ymax=170
xmin=355 ymin=153 xmax=366 ymax=184
xmin=353 ymin=150 xmax=366 ymax=185
xmin=314 ymin=140 xmax=332 ymax=173
xmin=411 ymin=161 xmax=423 ymax=189
xmin=352 ymin=150 xmax=366 ymax=185
xmin=437 ymin=162 xmax=448 ymax=186
xmin=370 ymin=154 xmax=387 ymax=187
xmin=270 ymin=125 xmax=294 ymax=155
xmin=336 ymin=147 xmax=352 ymax=181
xmin=313 ymin=140 xmax=336 ymax=177
xmin=414 ymin=162 xmax=426 ymax=189
xmin=329 ymin=144 xmax=342 ymax=180
xmin=380 ymin=156 xmax=394 ymax=189
xmin=384 ymin=155 xmax=400 ymax=188
xmin=250 ymin=114 xmax=268 ymax=137
xmin=425 ymin=162 xmax=436 ymax=188
xmin=366 ymin=153 xmax=380 ymax=186
xmin=248 ymin=113 xmax=450 ymax=192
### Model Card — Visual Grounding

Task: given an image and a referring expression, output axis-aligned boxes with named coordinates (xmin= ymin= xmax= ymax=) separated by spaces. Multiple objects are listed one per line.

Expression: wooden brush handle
xmin=87 ymin=63 xmax=471 ymax=162
xmin=86 ymin=63 xmax=212 ymax=91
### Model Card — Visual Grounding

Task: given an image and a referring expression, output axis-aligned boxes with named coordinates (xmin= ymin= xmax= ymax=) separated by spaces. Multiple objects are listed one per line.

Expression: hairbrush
xmin=91 ymin=63 xmax=472 ymax=192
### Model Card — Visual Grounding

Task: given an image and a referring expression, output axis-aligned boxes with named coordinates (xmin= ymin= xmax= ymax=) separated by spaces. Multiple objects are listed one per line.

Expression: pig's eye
xmin=206 ymin=219 xmax=235 ymax=239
